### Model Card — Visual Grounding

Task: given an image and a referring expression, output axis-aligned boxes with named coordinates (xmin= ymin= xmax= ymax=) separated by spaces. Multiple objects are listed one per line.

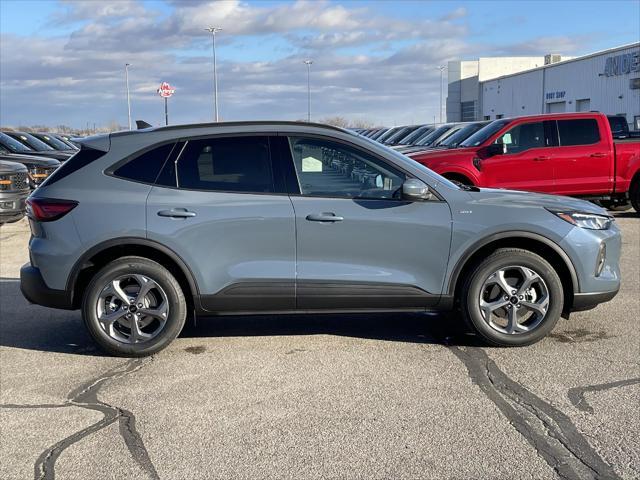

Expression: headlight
xmin=547 ymin=209 xmax=612 ymax=230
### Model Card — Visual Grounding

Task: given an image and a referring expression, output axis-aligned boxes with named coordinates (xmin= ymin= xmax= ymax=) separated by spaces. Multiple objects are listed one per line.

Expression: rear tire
xmin=460 ymin=248 xmax=563 ymax=347
xmin=82 ymin=256 xmax=186 ymax=357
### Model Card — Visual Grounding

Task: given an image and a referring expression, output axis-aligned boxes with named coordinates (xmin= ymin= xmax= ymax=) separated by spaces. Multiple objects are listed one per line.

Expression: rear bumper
xmin=571 ymin=288 xmax=620 ymax=312
xmin=0 ymin=190 xmax=28 ymax=223
xmin=20 ymin=264 xmax=74 ymax=310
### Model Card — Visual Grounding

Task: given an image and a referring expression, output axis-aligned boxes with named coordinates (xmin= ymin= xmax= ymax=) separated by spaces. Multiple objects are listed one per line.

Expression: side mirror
xmin=486 ymin=143 xmax=506 ymax=156
xmin=402 ymin=179 xmax=432 ymax=200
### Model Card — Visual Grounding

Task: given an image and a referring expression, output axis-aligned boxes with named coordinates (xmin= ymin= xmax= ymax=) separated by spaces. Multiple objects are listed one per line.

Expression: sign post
xmin=156 ymin=82 xmax=175 ymax=126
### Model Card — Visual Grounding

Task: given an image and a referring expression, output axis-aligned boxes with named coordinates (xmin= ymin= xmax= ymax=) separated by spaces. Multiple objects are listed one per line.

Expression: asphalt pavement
xmin=1 ymin=213 xmax=638 ymax=480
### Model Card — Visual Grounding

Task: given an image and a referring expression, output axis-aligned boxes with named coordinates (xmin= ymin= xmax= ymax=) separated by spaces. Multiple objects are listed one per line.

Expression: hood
xmin=409 ymin=146 xmax=477 ymax=161
xmin=0 ymin=159 xmax=28 ymax=174
xmin=468 ymin=187 xmax=609 ymax=215
xmin=0 ymin=152 xmax=60 ymax=168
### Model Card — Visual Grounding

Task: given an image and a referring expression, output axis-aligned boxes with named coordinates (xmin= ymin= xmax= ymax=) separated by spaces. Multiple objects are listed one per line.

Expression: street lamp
xmin=304 ymin=60 xmax=313 ymax=122
xmin=125 ymin=63 xmax=132 ymax=130
xmin=437 ymin=65 xmax=447 ymax=124
xmin=205 ymin=26 xmax=223 ymax=122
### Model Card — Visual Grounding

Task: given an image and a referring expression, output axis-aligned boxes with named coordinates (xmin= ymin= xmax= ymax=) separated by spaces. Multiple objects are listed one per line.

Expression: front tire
xmin=461 ymin=248 xmax=563 ymax=347
xmin=82 ymin=256 xmax=186 ymax=357
xmin=630 ymin=178 xmax=640 ymax=213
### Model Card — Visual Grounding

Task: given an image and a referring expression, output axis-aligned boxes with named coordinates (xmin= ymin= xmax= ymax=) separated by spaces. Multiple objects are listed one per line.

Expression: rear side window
xmin=113 ymin=143 xmax=176 ymax=184
xmin=176 ymin=136 xmax=274 ymax=193
xmin=41 ymin=146 xmax=106 ymax=187
xmin=557 ymin=119 xmax=600 ymax=146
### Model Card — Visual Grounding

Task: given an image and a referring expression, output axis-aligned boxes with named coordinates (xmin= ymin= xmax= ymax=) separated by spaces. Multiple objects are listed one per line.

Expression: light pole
xmin=437 ymin=65 xmax=447 ymax=124
xmin=125 ymin=63 xmax=132 ymax=130
xmin=304 ymin=60 xmax=313 ymax=122
xmin=205 ymin=26 xmax=222 ymax=122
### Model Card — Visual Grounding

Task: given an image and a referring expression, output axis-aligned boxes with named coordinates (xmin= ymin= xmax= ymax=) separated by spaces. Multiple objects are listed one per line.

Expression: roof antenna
xmin=136 ymin=120 xmax=153 ymax=129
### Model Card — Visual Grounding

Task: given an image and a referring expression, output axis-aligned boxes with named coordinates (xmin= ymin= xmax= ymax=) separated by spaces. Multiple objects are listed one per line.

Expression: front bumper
xmin=20 ymin=264 xmax=74 ymax=310
xmin=0 ymin=190 xmax=29 ymax=223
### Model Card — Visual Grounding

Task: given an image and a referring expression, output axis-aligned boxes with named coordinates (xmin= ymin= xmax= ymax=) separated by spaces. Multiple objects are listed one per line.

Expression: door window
xmin=494 ymin=122 xmax=544 ymax=154
xmin=176 ymin=136 xmax=274 ymax=192
xmin=288 ymin=137 xmax=405 ymax=199
xmin=557 ymin=119 xmax=600 ymax=146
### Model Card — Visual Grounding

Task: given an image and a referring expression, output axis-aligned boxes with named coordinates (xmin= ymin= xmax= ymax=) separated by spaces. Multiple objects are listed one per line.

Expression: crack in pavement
xmin=450 ymin=346 xmax=621 ymax=480
xmin=568 ymin=378 xmax=640 ymax=414
xmin=1 ymin=358 xmax=159 ymax=480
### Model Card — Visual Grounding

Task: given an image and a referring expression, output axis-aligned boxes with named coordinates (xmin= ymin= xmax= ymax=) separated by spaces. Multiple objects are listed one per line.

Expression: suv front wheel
xmin=82 ymin=256 xmax=187 ymax=357
xmin=461 ymin=248 xmax=563 ymax=347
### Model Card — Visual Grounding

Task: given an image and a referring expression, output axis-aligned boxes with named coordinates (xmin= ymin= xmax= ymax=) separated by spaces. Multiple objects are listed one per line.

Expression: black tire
xmin=82 ymin=256 xmax=187 ymax=357
xmin=460 ymin=248 xmax=563 ymax=347
xmin=630 ymin=178 xmax=640 ymax=213
xmin=597 ymin=200 xmax=632 ymax=212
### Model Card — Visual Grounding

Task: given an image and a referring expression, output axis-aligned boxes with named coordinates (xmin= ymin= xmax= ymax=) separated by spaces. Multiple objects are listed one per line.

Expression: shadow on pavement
xmin=0 ymin=277 xmax=482 ymax=356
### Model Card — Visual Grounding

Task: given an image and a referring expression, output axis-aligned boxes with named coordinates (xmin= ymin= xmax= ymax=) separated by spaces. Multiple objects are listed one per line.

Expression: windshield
xmin=401 ymin=126 xmax=433 ymax=145
xmin=386 ymin=126 xmax=417 ymax=145
xmin=460 ymin=119 xmax=510 ymax=147
xmin=36 ymin=133 xmax=72 ymax=150
xmin=438 ymin=122 xmax=489 ymax=148
xmin=0 ymin=132 xmax=33 ymax=153
xmin=415 ymin=126 xmax=451 ymax=146
xmin=12 ymin=132 xmax=55 ymax=151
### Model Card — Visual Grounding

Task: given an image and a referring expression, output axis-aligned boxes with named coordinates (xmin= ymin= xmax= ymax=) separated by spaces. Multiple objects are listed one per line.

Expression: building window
xmin=546 ymin=102 xmax=566 ymax=113
xmin=461 ymin=101 xmax=476 ymax=122
xmin=483 ymin=115 xmax=490 ymax=120
xmin=496 ymin=114 xmax=504 ymax=119
xmin=634 ymin=116 xmax=640 ymax=131
xmin=575 ymin=99 xmax=590 ymax=112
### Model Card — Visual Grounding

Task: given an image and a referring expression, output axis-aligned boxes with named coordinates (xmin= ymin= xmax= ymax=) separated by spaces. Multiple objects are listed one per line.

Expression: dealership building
xmin=447 ymin=42 xmax=640 ymax=130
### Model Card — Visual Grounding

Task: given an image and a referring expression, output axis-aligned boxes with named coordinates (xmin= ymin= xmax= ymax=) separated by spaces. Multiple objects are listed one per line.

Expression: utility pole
xmin=125 ymin=63 xmax=132 ymax=130
xmin=437 ymin=65 xmax=447 ymax=124
xmin=205 ymin=27 xmax=223 ymax=122
xmin=304 ymin=60 xmax=313 ymax=122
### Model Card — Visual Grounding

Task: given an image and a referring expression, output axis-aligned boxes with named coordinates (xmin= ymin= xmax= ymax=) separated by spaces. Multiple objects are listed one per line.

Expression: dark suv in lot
xmin=21 ymin=122 xmax=621 ymax=356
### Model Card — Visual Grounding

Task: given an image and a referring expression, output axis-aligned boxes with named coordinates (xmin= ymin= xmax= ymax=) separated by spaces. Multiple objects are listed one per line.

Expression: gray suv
xmin=20 ymin=122 xmax=621 ymax=356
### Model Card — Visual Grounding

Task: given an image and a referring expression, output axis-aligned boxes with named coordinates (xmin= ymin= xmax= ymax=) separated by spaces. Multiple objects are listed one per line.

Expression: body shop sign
xmin=603 ymin=51 xmax=640 ymax=77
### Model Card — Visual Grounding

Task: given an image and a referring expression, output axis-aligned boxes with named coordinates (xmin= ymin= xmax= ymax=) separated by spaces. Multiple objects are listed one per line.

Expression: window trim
xmin=277 ymin=132 xmax=444 ymax=202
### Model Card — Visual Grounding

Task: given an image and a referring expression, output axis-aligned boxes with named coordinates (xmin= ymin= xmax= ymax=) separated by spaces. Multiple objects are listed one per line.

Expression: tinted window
xmin=289 ymin=137 xmax=405 ymax=199
xmin=40 ymin=146 xmax=106 ymax=187
xmin=416 ymin=126 xmax=451 ymax=146
xmin=495 ymin=122 xmax=544 ymax=154
xmin=608 ymin=116 xmax=628 ymax=137
xmin=35 ymin=134 xmax=72 ymax=150
xmin=0 ymin=132 xmax=32 ymax=153
xmin=177 ymin=136 xmax=274 ymax=192
xmin=11 ymin=132 xmax=54 ymax=151
xmin=113 ymin=143 xmax=176 ymax=184
xmin=460 ymin=119 xmax=510 ymax=147
xmin=557 ymin=119 xmax=600 ymax=146
xmin=438 ymin=122 xmax=489 ymax=148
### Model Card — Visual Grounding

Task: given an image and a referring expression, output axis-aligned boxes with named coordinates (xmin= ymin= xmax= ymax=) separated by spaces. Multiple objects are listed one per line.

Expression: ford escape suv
xmin=20 ymin=122 xmax=621 ymax=357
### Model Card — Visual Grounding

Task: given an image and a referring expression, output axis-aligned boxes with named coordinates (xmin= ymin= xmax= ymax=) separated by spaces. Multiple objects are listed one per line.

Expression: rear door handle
xmin=306 ymin=213 xmax=344 ymax=222
xmin=590 ymin=152 xmax=607 ymax=158
xmin=157 ymin=208 xmax=197 ymax=218
xmin=533 ymin=156 xmax=549 ymax=161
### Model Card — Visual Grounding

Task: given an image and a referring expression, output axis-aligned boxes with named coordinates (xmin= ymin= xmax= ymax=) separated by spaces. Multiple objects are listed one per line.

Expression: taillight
xmin=26 ymin=198 xmax=78 ymax=222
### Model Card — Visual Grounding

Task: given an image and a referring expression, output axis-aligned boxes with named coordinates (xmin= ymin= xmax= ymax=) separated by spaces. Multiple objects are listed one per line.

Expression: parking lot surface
xmin=1 ymin=214 xmax=638 ymax=480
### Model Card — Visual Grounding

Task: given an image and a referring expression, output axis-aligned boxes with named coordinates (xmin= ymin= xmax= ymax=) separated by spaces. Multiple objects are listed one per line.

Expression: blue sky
xmin=1 ymin=0 xmax=639 ymax=128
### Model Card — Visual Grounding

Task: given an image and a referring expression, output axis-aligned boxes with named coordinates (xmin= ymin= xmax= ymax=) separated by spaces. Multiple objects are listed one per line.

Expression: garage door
xmin=547 ymin=101 xmax=566 ymax=113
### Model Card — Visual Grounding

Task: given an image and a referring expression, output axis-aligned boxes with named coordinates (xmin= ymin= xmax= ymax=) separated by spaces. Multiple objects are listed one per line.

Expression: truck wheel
xmin=630 ymin=179 xmax=640 ymax=213
xmin=82 ymin=256 xmax=187 ymax=357
xmin=597 ymin=200 xmax=631 ymax=212
xmin=461 ymin=248 xmax=563 ymax=347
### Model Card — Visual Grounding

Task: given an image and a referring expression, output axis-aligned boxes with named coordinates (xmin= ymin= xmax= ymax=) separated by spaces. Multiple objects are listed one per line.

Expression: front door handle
xmin=533 ymin=156 xmax=549 ymax=161
xmin=157 ymin=208 xmax=197 ymax=218
xmin=590 ymin=152 xmax=607 ymax=158
xmin=306 ymin=213 xmax=344 ymax=222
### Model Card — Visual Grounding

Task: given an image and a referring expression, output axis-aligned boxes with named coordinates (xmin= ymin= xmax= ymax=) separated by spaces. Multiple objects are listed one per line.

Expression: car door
xmin=146 ymin=135 xmax=296 ymax=313
xmin=282 ymin=135 xmax=452 ymax=310
xmin=551 ymin=118 xmax=613 ymax=195
xmin=480 ymin=120 xmax=556 ymax=192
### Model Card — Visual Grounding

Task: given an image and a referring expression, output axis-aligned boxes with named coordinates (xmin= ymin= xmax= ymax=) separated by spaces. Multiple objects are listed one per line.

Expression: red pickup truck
xmin=409 ymin=113 xmax=640 ymax=212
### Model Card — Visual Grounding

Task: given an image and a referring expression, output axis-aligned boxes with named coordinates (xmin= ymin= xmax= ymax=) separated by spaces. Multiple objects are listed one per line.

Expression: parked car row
xmin=356 ymin=113 xmax=640 ymax=212
xmin=0 ymin=130 xmax=79 ymax=225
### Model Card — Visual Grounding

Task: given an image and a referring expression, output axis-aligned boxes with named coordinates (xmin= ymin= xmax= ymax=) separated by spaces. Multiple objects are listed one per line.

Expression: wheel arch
xmin=67 ymin=238 xmax=200 ymax=310
xmin=447 ymin=231 xmax=579 ymax=311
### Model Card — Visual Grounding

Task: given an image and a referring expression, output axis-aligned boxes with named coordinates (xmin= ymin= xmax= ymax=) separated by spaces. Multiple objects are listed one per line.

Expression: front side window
xmin=177 ymin=136 xmax=274 ymax=193
xmin=494 ymin=122 xmax=544 ymax=154
xmin=288 ymin=137 xmax=405 ymax=199
xmin=557 ymin=119 xmax=600 ymax=146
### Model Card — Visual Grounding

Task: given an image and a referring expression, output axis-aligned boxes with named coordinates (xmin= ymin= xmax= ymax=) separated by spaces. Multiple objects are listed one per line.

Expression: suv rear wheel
xmin=461 ymin=248 xmax=563 ymax=347
xmin=82 ymin=256 xmax=186 ymax=357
